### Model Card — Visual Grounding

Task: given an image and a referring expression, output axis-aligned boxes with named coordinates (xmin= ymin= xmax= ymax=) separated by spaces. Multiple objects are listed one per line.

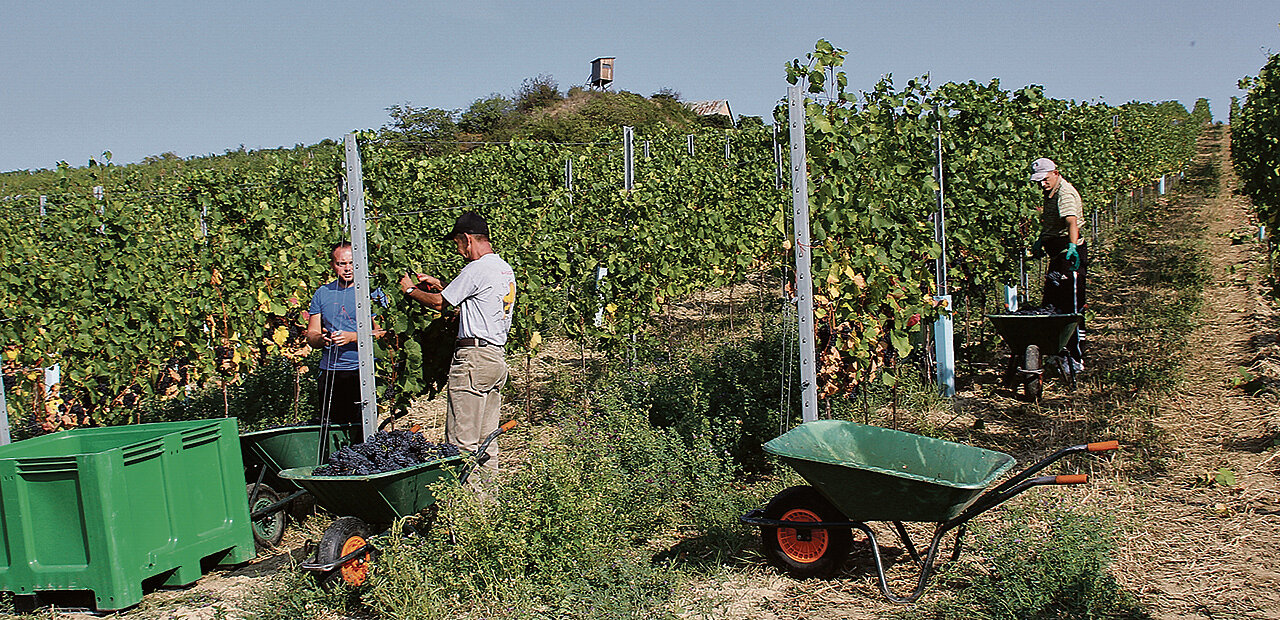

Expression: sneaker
xmin=1068 ymin=358 xmax=1084 ymax=374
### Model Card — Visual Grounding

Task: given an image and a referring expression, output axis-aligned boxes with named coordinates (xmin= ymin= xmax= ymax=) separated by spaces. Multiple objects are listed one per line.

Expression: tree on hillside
xmin=460 ymin=95 xmax=519 ymax=141
xmin=381 ymin=104 xmax=460 ymax=155
xmin=514 ymin=74 xmax=563 ymax=112
xmin=652 ymin=87 xmax=681 ymax=101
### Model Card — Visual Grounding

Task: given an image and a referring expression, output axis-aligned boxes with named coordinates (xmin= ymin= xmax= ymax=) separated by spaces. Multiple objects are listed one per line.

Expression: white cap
xmin=1029 ymin=158 xmax=1057 ymax=182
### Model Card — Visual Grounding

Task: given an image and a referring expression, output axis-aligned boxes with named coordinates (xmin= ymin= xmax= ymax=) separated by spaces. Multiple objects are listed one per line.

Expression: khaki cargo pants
xmin=445 ymin=346 xmax=508 ymax=478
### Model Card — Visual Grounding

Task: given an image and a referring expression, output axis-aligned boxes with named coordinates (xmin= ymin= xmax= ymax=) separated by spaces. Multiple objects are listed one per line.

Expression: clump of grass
xmin=901 ymin=497 xmax=1147 ymax=620
xmin=361 ymin=401 xmax=747 ymax=619
xmin=243 ymin=564 xmax=363 ymax=620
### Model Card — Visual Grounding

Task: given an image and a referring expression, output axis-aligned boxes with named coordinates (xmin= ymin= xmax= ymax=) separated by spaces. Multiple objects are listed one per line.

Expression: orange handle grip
xmin=1087 ymin=440 xmax=1119 ymax=452
xmin=409 ymin=424 xmax=422 ymax=434
xmin=1055 ymin=474 xmax=1088 ymax=484
xmin=500 ymin=420 xmax=518 ymax=432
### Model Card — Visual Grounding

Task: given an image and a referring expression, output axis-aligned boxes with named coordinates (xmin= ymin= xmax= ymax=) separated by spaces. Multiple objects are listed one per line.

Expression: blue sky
xmin=2 ymin=1 xmax=1277 ymax=172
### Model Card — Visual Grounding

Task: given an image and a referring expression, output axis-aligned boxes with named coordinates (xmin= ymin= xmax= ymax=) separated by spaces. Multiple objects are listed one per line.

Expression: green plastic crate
xmin=0 ymin=418 xmax=255 ymax=610
xmin=765 ymin=420 xmax=1016 ymax=522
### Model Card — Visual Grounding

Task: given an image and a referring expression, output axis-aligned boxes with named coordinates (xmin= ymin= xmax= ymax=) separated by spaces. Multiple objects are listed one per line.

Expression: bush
xmin=614 ymin=325 xmax=799 ymax=472
xmin=901 ymin=498 xmax=1147 ymax=620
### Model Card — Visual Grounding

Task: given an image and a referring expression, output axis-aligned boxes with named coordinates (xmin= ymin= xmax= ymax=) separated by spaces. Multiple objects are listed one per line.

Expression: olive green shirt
xmin=1040 ymin=178 xmax=1084 ymax=242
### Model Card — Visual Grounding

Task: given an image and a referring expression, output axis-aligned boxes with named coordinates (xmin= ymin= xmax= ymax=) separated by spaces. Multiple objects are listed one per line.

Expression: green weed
xmin=289 ymin=395 xmax=762 ymax=620
xmin=243 ymin=564 xmax=364 ymax=620
xmin=901 ymin=497 xmax=1147 ymax=620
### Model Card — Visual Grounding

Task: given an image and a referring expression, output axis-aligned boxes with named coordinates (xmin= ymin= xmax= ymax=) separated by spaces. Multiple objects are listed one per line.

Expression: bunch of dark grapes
xmin=313 ymin=430 xmax=461 ymax=476
xmin=1012 ymin=304 xmax=1058 ymax=316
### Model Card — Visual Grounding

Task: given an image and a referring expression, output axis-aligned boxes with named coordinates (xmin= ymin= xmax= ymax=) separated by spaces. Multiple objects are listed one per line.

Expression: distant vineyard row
xmin=0 ymin=40 xmax=1202 ymax=432
xmin=1232 ymin=52 xmax=1280 ymax=242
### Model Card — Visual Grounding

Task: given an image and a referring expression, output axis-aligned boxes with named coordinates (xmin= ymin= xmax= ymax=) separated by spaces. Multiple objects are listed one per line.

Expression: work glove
xmin=1063 ymin=242 xmax=1080 ymax=271
xmin=1029 ymin=238 xmax=1045 ymax=259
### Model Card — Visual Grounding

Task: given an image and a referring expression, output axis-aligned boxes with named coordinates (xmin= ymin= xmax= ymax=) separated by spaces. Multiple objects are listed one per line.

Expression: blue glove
xmin=1063 ymin=243 xmax=1080 ymax=271
xmin=1029 ymin=238 xmax=1045 ymax=258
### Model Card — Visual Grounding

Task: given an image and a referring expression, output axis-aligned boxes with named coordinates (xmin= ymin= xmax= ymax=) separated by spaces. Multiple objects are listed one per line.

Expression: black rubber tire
xmin=1024 ymin=344 xmax=1042 ymax=401
xmin=761 ymin=486 xmax=851 ymax=579
xmin=247 ymin=483 xmax=286 ymax=548
xmin=319 ymin=517 xmax=373 ymax=587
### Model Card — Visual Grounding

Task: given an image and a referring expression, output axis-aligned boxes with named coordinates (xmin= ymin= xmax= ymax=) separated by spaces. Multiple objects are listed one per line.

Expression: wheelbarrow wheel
xmin=1024 ymin=345 xmax=1042 ymax=401
xmin=761 ymin=486 xmax=851 ymax=579
xmin=319 ymin=517 xmax=373 ymax=587
xmin=247 ymin=483 xmax=286 ymax=548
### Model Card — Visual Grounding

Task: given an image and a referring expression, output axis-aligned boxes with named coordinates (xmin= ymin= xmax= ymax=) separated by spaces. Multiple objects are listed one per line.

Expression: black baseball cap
xmin=443 ymin=211 xmax=489 ymax=241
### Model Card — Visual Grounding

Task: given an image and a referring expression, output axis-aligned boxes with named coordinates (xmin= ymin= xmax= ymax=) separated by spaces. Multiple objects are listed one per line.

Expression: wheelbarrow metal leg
xmin=852 ymin=519 xmax=965 ymax=604
xmin=891 ymin=521 xmax=922 ymax=564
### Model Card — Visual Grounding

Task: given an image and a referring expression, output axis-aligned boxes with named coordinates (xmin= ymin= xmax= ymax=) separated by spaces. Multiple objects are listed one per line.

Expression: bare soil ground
xmin=27 ymin=128 xmax=1280 ymax=619
xmin=1105 ymin=129 xmax=1280 ymax=618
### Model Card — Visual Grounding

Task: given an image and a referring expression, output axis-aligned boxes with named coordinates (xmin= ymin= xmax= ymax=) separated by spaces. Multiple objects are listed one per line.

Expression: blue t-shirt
xmin=308 ymin=281 xmax=384 ymax=371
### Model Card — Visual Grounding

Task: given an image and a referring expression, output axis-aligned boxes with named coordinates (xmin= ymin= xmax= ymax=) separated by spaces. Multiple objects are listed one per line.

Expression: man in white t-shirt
xmin=399 ymin=212 xmax=516 ymax=476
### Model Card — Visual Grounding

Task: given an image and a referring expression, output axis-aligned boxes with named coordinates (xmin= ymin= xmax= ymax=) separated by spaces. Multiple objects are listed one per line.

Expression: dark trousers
xmin=1041 ymin=239 xmax=1087 ymax=361
xmin=313 ymin=369 xmax=363 ymax=427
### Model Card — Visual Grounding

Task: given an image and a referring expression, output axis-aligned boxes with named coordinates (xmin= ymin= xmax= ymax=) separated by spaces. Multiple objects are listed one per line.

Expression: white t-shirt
xmin=441 ymin=253 xmax=516 ymax=346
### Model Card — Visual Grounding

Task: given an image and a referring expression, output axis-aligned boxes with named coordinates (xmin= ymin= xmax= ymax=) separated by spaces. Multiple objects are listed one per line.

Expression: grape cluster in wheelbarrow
xmin=1011 ymin=304 xmax=1060 ymax=316
xmin=313 ymin=430 xmax=461 ymax=476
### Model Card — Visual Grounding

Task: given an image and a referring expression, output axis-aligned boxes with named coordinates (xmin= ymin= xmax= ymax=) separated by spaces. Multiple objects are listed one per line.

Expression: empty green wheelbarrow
xmin=741 ymin=420 xmax=1118 ymax=603
xmin=986 ymin=313 xmax=1083 ymax=400
xmin=279 ymin=420 xmax=517 ymax=588
xmin=240 ymin=423 xmax=362 ymax=547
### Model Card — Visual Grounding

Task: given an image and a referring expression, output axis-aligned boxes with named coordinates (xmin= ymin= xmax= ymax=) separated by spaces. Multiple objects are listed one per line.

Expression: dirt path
xmin=1110 ymin=129 xmax=1280 ymax=618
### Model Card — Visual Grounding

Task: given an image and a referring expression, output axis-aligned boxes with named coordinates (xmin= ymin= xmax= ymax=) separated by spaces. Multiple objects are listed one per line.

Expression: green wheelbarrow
xmin=986 ymin=313 xmax=1083 ymax=400
xmin=741 ymin=420 xmax=1118 ymax=603
xmin=279 ymin=420 xmax=517 ymax=588
xmin=239 ymin=424 xmax=362 ymax=547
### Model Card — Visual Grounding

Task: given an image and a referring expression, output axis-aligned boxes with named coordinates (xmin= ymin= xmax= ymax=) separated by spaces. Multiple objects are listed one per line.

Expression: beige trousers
xmin=445 ymin=346 xmax=508 ymax=475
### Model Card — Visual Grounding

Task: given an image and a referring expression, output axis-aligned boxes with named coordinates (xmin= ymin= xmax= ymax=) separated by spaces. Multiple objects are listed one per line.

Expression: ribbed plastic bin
xmin=0 ymin=418 xmax=255 ymax=610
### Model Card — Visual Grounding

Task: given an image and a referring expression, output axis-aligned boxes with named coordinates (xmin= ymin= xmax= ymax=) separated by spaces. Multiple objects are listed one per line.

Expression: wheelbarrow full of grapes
xmin=986 ymin=311 xmax=1083 ymax=401
xmin=988 ymin=267 xmax=1085 ymax=401
xmin=279 ymin=420 xmax=517 ymax=587
xmin=740 ymin=420 xmax=1118 ymax=603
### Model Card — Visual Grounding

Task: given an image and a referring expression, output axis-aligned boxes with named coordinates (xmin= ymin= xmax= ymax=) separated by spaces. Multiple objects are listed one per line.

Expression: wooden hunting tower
xmin=590 ymin=57 xmax=614 ymax=89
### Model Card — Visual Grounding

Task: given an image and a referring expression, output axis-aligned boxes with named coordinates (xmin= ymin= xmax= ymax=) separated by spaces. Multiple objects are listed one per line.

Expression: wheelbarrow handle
xmin=474 ymin=420 xmax=518 ymax=459
xmin=950 ymin=441 xmax=1119 ymax=525
xmin=458 ymin=419 xmax=519 ymax=486
xmin=991 ymin=440 xmax=1119 ymax=497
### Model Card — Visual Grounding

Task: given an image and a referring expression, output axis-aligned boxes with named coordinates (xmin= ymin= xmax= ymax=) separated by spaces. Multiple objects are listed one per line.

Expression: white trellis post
xmin=932 ymin=120 xmax=955 ymax=397
xmin=343 ymin=133 xmax=378 ymax=440
xmin=787 ymin=85 xmax=818 ymax=423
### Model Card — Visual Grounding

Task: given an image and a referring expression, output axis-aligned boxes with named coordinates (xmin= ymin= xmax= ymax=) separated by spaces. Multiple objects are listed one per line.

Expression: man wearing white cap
xmin=1029 ymin=157 xmax=1086 ymax=370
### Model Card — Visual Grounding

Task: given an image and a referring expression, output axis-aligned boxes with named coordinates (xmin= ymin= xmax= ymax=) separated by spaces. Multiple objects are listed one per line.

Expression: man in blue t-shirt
xmin=305 ymin=242 xmax=385 ymax=434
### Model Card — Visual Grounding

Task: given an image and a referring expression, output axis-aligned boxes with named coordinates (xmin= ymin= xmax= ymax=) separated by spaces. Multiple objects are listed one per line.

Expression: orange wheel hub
xmin=339 ymin=536 xmax=369 ymax=586
xmin=776 ymin=508 xmax=828 ymax=563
